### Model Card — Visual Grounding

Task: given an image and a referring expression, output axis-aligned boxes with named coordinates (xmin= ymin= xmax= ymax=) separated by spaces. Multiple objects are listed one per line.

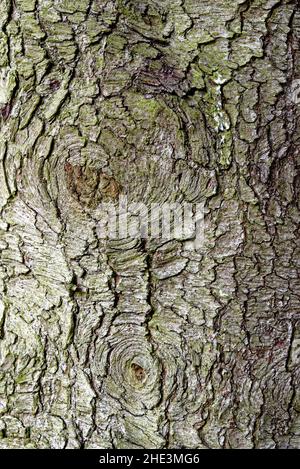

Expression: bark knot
xmin=64 ymin=162 xmax=121 ymax=207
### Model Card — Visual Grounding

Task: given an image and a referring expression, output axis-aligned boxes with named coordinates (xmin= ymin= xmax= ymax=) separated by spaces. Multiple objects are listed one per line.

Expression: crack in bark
xmin=0 ymin=0 xmax=299 ymax=449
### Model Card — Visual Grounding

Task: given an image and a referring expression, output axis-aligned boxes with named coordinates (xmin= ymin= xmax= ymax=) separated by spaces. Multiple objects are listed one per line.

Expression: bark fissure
xmin=0 ymin=0 xmax=299 ymax=449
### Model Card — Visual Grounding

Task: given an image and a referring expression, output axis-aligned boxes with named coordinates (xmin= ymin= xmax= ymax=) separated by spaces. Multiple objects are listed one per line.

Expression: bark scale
xmin=0 ymin=0 xmax=299 ymax=449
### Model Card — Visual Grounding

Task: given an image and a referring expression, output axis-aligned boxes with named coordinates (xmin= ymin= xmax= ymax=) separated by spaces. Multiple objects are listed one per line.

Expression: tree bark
xmin=0 ymin=0 xmax=299 ymax=449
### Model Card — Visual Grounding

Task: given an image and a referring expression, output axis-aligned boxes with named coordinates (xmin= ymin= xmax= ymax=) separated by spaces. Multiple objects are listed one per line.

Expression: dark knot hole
xmin=131 ymin=363 xmax=146 ymax=382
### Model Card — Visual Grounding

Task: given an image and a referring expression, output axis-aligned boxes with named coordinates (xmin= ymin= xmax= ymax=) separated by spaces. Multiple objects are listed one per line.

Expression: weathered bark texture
xmin=0 ymin=0 xmax=299 ymax=449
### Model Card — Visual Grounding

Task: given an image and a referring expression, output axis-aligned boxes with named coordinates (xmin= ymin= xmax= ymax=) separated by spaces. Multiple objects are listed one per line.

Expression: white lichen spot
xmin=0 ymin=68 xmax=16 ymax=104
xmin=206 ymin=73 xmax=232 ymax=166
xmin=213 ymin=72 xmax=228 ymax=85
xmin=212 ymin=85 xmax=230 ymax=133
xmin=0 ymin=298 xmax=4 ymax=320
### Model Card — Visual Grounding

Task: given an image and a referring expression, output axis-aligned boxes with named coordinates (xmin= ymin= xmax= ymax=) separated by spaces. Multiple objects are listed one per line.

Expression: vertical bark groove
xmin=0 ymin=0 xmax=299 ymax=449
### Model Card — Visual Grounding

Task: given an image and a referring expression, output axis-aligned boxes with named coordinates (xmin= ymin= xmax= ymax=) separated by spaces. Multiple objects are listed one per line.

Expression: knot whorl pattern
xmin=0 ymin=0 xmax=299 ymax=451
xmin=93 ymin=329 xmax=162 ymax=414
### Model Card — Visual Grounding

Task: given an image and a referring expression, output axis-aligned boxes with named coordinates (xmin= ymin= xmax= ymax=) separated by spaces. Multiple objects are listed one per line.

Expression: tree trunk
xmin=0 ymin=0 xmax=299 ymax=449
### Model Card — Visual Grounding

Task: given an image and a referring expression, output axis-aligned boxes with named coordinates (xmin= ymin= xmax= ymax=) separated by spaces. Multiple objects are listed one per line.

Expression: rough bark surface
xmin=0 ymin=0 xmax=299 ymax=449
